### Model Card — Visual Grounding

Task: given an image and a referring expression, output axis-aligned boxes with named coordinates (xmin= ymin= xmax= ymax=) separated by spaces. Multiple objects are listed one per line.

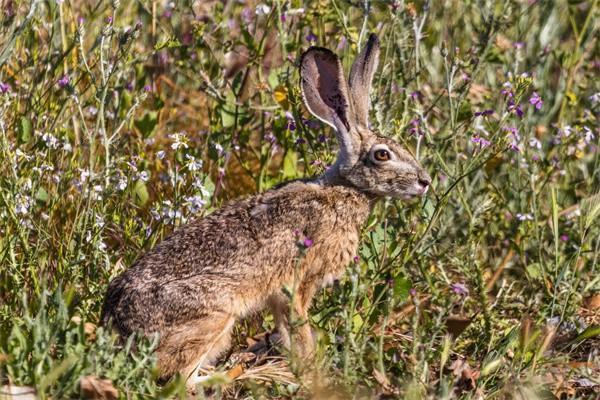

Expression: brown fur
xmin=101 ymin=34 xmax=430 ymax=387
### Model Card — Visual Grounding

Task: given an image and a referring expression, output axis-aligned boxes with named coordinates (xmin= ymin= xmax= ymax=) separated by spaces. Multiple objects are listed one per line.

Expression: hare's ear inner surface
xmin=349 ymin=33 xmax=380 ymax=128
xmin=300 ymin=47 xmax=360 ymax=168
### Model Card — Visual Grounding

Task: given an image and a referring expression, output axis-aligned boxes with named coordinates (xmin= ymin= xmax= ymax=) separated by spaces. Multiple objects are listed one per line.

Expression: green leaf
xmin=282 ymin=151 xmax=298 ymax=179
xmin=17 ymin=117 xmax=32 ymax=144
xmin=456 ymin=101 xmax=472 ymax=122
xmin=36 ymin=187 xmax=48 ymax=203
xmin=352 ymin=313 xmax=364 ymax=333
xmin=134 ymin=112 xmax=158 ymax=138
xmin=573 ymin=325 xmax=600 ymax=343
xmin=133 ymin=180 xmax=149 ymax=205
xmin=220 ymin=106 xmax=236 ymax=128
xmin=526 ymin=263 xmax=542 ymax=280
xmin=393 ymin=277 xmax=411 ymax=301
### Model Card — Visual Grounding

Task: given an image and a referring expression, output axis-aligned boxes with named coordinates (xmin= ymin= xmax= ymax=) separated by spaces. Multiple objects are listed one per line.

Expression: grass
xmin=0 ymin=0 xmax=599 ymax=398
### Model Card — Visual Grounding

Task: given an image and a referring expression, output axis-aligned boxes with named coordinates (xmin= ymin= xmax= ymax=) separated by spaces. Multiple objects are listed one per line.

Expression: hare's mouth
xmin=399 ymin=182 xmax=429 ymax=199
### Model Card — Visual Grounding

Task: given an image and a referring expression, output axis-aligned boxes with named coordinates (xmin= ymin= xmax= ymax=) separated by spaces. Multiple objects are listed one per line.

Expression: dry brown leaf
xmin=468 ymin=83 xmax=490 ymax=103
xmin=84 ymin=322 xmax=97 ymax=341
xmin=80 ymin=376 xmax=118 ymax=400
xmin=450 ymin=359 xmax=480 ymax=393
xmin=226 ymin=364 xmax=245 ymax=380
xmin=583 ymin=293 xmax=600 ymax=310
xmin=445 ymin=315 xmax=472 ymax=338
xmin=373 ymin=369 xmax=399 ymax=395
xmin=495 ymin=34 xmax=512 ymax=51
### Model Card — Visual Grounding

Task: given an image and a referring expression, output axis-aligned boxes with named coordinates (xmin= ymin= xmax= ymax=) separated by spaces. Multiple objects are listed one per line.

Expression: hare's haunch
xmin=101 ymin=34 xmax=430 ymax=388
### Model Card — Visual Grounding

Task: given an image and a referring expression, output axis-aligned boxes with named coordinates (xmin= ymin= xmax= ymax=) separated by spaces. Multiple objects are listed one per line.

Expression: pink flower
xmin=57 ymin=75 xmax=70 ymax=88
xmin=529 ymin=92 xmax=543 ymax=110
xmin=303 ymin=238 xmax=313 ymax=248
xmin=451 ymin=283 xmax=469 ymax=296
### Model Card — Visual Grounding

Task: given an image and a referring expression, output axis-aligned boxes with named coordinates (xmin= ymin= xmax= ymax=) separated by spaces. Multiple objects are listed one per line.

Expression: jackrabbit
xmin=101 ymin=34 xmax=431 ymax=387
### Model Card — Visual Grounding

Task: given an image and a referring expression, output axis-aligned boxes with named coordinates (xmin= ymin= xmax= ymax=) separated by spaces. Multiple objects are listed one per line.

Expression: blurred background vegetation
xmin=0 ymin=0 xmax=598 ymax=398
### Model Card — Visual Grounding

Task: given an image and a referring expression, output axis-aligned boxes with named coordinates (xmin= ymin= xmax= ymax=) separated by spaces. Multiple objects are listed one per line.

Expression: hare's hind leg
xmin=156 ymin=312 xmax=236 ymax=389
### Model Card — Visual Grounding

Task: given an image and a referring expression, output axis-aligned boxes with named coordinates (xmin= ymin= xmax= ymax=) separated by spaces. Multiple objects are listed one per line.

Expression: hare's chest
xmin=310 ymin=224 xmax=362 ymax=288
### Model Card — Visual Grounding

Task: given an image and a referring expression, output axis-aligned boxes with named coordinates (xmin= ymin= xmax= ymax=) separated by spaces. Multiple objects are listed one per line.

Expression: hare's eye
xmin=373 ymin=149 xmax=390 ymax=162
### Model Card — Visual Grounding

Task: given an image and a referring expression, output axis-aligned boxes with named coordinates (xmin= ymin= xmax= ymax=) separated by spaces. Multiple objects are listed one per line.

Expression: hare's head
xmin=300 ymin=34 xmax=430 ymax=199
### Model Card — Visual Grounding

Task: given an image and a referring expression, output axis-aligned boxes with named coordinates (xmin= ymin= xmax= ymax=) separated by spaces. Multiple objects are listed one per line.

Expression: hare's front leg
xmin=268 ymin=281 xmax=317 ymax=359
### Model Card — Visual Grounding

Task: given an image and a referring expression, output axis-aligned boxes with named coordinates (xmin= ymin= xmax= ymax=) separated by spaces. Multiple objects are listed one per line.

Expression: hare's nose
xmin=417 ymin=172 xmax=431 ymax=189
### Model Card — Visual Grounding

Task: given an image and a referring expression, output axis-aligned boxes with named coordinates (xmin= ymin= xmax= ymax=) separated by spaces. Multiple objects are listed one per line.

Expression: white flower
xmin=95 ymin=215 xmax=105 ymax=228
xmin=170 ymin=132 xmax=188 ymax=150
xmin=80 ymin=169 xmax=90 ymax=182
xmin=185 ymin=154 xmax=203 ymax=171
xmin=117 ymin=177 xmax=127 ymax=191
xmin=126 ymin=160 xmax=138 ymax=172
xmin=157 ymin=150 xmax=166 ymax=160
xmin=255 ymin=4 xmax=271 ymax=15
xmin=15 ymin=194 xmax=31 ymax=215
xmin=214 ymin=143 xmax=224 ymax=156
xmin=583 ymin=126 xmax=595 ymax=144
xmin=138 ymin=171 xmax=150 ymax=182
xmin=185 ymin=195 xmax=206 ymax=213
xmin=42 ymin=132 xmax=60 ymax=149
xmin=589 ymin=92 xmax=600 ymax=104
xmin=528 ymin=138 xmax=542 ymax=149
xmin=516 ymin=213 xmax=533 ymax=221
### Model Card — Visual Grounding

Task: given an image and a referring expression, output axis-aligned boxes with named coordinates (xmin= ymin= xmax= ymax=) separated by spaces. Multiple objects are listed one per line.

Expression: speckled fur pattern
xmin=101 ymin=34 xmax=430 ymax=386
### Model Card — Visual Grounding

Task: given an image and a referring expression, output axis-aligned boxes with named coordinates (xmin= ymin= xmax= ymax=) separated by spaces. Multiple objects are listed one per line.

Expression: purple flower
xmin=285 ymin=111 xmax=296 ymax=131
xmin=264 ymin=132 xmax=276 ymax=144
xmin=0 ymin=82 xmax=10 ymax=93
xmin=77 ymin=16 xmax=85 ymax=25
xmin=560 ymin=234 xmax=569 ymax=242
xmin=303 ymin=238 xmax=314 ymax=248
xmin=529 ymin=92 xmax=543 ymax=110
xmin=471 ymin=135 xmax=491 ymax=148
xmin=125 ymin=81 xmax=134 ymax=91
xmin=143 ymin=85 xmax=152 ymax=92
xmin=507 ymin=99 xmax=523 ymax=118
xmin=528 ymin=137 xmax=542 ymax=149
xmin=337 ymin=36 xmax=348 ymax=51
xmin=409 ymin=288 xmax=417 ymax=297
xmin=182 ymin=31 xmax=193 ymax=46
xmin=241 ymin=7 xmax=253 ymax=24
xmin=295 ymin=137 xmax=306 ymax=145
xmin=409 ymin=90 xmax=422 ymax=101
xmin=353 ymin=255 xmax=360 ymax=263
xmin=474 ymin=109 xmax=494 ymax=117
xmin=106 ymin=16 xmax=113 ymax=24
xmin=451 ymin=283 xmax=469 ymax=296
xmin=304 ymin=118 xmax=321 ymax=130
xmin=305 ymin=32 xmax=317 ymax=43
xmin=408 ymin=118 xmax=424 ymax=136
xmin=513 ymin=41 xmax=525 ymax=49
xmin=280 ymin=13 xmax=286 ymax=23
xmin=500 ymin=81 xmax=513 ymax=97
xmin=516 ymin=213 xmax=533 ymax=221
xmin=57 ymin=75 xmax=70 ymax=88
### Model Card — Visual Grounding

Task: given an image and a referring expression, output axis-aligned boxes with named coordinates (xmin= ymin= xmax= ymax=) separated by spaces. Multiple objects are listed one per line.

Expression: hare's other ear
xmin=349 ymin=33 xmax=380 ymax=128
xmin=301 ymin=47 xmax=360 ymax=166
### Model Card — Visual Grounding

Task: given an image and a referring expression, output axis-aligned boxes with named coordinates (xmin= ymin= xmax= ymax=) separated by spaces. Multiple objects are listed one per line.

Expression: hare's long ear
xmin=349 ymin=34 xmax=380 ymax=128
xmin=300 ymin=47 xmax=359 ymax=167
